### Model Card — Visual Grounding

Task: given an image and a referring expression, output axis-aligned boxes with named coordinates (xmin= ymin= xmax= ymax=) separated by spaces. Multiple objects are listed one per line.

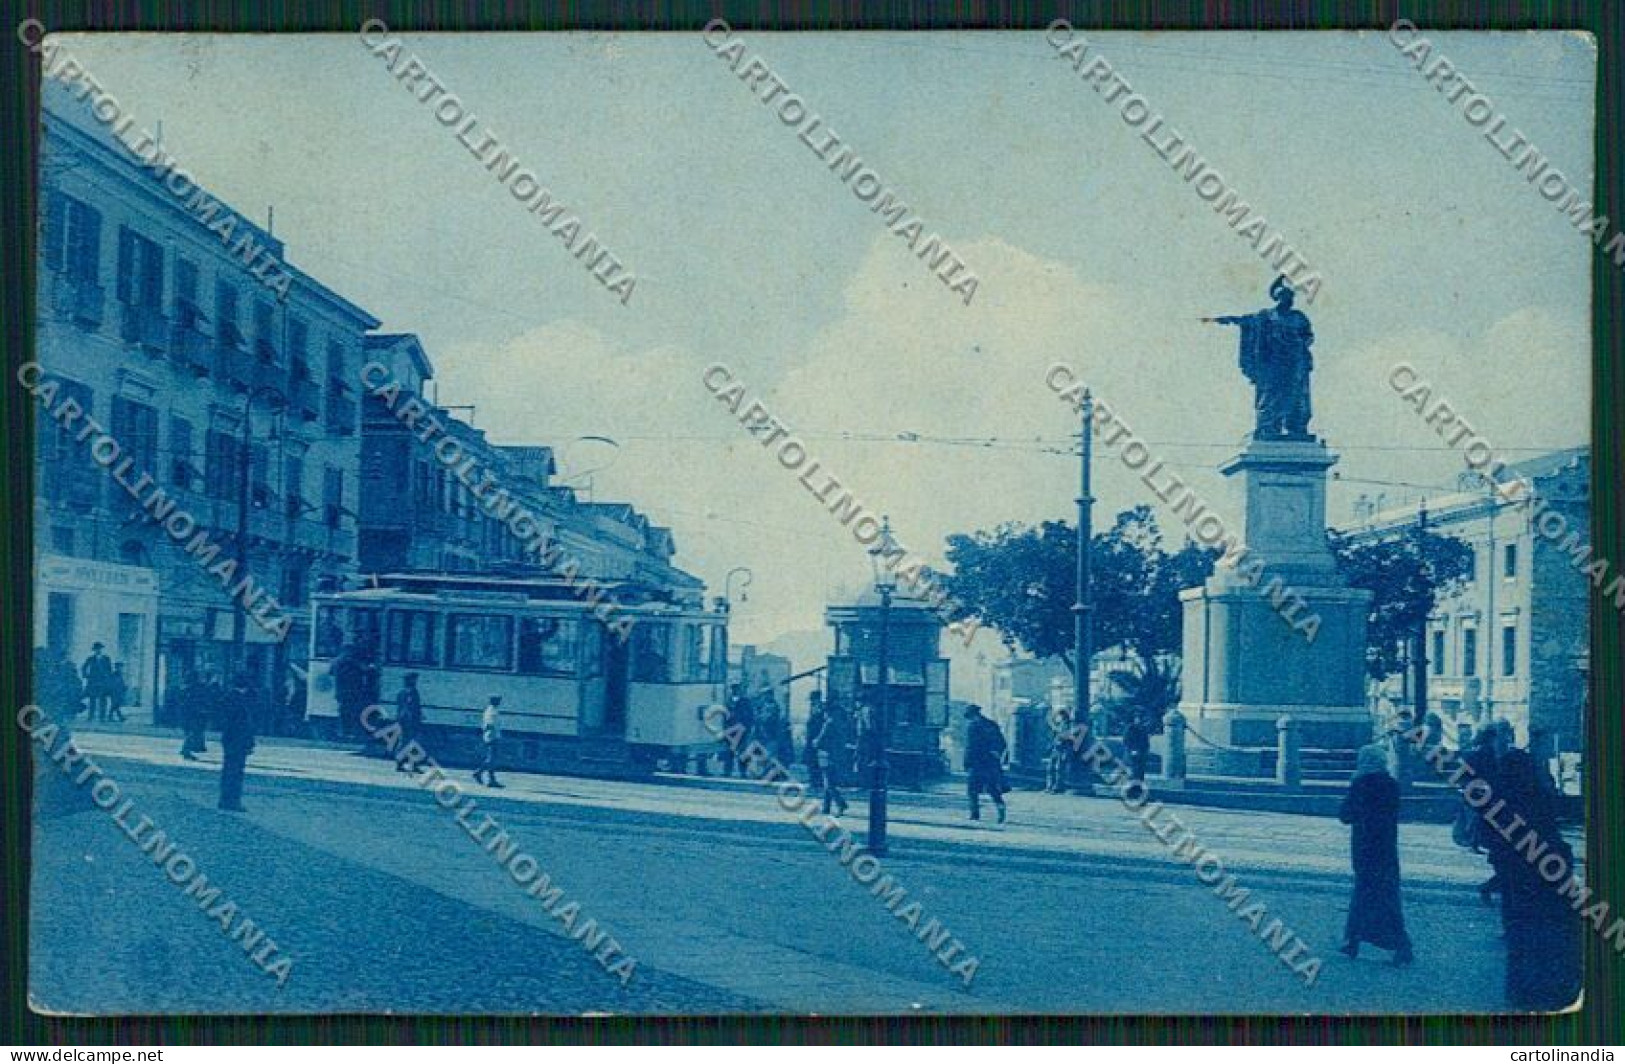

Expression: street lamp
xmin=724 ymin=566 xmax=753 ymax=607
xmin=866 ymin=516 xmax=897 ymax=857
xmin=233 ymin=385 xmax=287 ymax=684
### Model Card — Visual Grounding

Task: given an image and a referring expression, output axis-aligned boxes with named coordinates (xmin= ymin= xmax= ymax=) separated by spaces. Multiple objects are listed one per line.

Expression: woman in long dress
xmin=1339 ymin=743 xmax=1415 ymax=965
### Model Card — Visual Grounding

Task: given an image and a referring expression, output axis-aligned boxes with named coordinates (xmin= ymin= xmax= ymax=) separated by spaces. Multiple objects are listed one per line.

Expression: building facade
xmin=35 ymin=81 xmax=377 ymax=727
xmin=1341 ymin=447 xmax=1589 ymax=757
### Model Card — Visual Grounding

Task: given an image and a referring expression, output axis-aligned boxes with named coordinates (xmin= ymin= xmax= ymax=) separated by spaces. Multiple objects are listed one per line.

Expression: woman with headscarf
xmin=1494 ymin=748 xmax=1582 ymax=1010
xmin=1338 ymin=743 xmax=1415 ymax=965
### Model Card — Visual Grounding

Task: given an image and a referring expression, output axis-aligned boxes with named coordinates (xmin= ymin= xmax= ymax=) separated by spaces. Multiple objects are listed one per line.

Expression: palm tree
xmin=1106 ymin=656 xmax=1182 ymax=735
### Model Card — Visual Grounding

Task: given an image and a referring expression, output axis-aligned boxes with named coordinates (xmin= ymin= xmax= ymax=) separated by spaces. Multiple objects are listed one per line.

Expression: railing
xmin=53 ymin=273 xmax=105 ymax=328
xmin=120 ymin=301 xmax=168 ymax=353
xmin=169 ymin=324 xmax=212 ymax=375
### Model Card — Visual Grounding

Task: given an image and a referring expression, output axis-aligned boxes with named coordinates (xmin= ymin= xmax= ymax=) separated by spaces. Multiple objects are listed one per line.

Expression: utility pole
xmin=1483 ymin=479 xmax=1497 ymax=727
xmin=1073 ymin=390 xmax=1095 ymax=794
xmin=232 ymin=396 xmax=254 ymax=683
xmin=867 ymin=516 xmax=896 ymax=856
xmin=1411 ymin=497 xmax=1429 ymax=724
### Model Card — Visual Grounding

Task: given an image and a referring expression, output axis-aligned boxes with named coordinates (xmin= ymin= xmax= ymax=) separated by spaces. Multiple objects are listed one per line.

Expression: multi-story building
xmin=1341 ymin=446 xmax=1589 ymax=758
xmin=34 ymin=81 xmax=377 ymax=726
xmin=357 ymin=335 xmax=702 ymax=596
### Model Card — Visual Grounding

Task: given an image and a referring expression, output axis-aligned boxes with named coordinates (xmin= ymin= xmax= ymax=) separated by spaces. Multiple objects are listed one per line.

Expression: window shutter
xmin=77 ymin=204 xmax=102 ymax=283
xmin=117 ymin=227 xmax=134 ymax=304
xmin=43 ymin=194 xmax=65 ymax=273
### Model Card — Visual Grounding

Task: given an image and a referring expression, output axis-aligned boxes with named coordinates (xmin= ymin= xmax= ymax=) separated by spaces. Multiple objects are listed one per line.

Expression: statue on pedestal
xmin=1203 ymin=275 xmax=1315 ymax=440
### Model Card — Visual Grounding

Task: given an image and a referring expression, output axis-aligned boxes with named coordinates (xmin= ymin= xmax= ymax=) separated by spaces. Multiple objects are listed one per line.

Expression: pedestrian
xmin=81 ymin=642 xmax=114 ymax=722
xmin=178 ymin=669 xmax=210 ymax=760
xmin=964 ymin=704 xmax=1009 ymax=824
xmin=1495 ymin=748 xmax=1582 ymax=1010
xmin=394 ymin=672 xmax=425 ymax=773
xmin=1338 ymin=743 xmax=1414 ymax=965
xmin=1045 ymin=709 xmax=1074 ymax=794
xmin=1455 ymin=725 xmax=1503 ymax=906
xmin=811 ymin=701 xmax=849 ymax=816
xmin=38 ymin=645 xmax=82 ymax=727
xmin=1124 ymin=711 xmax=1151 ymax=783
xmin=473 ymin=695 xmax=504 ymax=788
xmin=218 ymin=673 xmax=256 ymax=812
xmin=332 ymin=641 xmax=373 ymax=740
xmin=804 ymin=692 xmax=827 ymax=792
xmin=107 ymin=662 xmax=129 ymax=723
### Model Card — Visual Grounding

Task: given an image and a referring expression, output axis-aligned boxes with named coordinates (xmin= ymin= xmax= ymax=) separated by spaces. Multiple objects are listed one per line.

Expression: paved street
xmin=28 ymin=728 xmax=1527 ymax=1015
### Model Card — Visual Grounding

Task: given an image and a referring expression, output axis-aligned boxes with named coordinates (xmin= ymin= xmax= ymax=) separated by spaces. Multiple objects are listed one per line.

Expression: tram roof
xmin=316 ymin=571 xmax=714 ymax=615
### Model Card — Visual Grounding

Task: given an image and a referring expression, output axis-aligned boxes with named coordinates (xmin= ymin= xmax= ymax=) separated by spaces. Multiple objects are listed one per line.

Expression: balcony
xmin=212 ymin=343 xmax=251 ymax=393
xmin=169 ymin=324 xmax=212 ymax=376
xmin=120 ymin=301 xmax=168 ymax=354
xmin=51 ymin=273 xmax=105 ymax=329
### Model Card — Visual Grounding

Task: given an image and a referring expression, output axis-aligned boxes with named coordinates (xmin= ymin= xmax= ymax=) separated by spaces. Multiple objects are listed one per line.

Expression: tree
xmin=1328 ymin=525 xmax=1474 ymax=680
xmin=936 ymin=506 xmax=1217 ymax=678
xmin=1106 ymin=655 xmax=1182 ymax=735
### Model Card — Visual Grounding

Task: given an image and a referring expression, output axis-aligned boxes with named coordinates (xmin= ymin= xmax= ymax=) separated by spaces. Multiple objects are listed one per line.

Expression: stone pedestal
xmin=1179 ymin=438 xmax=1373 ymax=771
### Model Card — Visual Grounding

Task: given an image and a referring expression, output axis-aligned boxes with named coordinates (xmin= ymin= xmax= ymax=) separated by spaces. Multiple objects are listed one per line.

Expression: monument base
xmin=1177 ymin=436 xmax=1374 ymax=778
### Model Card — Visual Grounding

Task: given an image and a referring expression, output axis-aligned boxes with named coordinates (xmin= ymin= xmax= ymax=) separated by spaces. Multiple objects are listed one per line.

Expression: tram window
xmin=315 ymin=607 xmax=345 ymax=658
xmin=447 ymin=613 xmax=514 ymax=671
xmin=631 ymin=622 xmax=672 ymax=683
xmin=517 ymin=617 xmax=578 ymax=677
xmin=581 ymin=624 xmax=603 ymax=678
xmin=386 ymin=609 xmax=441 ymax=667
xmin=677 ymin=623 xmax=711 ymax=684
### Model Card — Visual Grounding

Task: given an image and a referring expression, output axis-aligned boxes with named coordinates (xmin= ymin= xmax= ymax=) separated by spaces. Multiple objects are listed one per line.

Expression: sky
xmin=52 ymin=29 xmax=1596 ymax=693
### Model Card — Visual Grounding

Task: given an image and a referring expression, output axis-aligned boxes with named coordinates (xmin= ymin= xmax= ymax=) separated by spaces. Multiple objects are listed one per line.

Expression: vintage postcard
xmin=20 ymin=26 xmax=1600 ymax=1017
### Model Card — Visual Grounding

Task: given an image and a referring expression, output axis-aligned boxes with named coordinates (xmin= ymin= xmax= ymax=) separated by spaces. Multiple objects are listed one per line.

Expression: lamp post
xmin=866 ymin=516 xmax=897 ymax=856
xmin=716 ymin=567 xmax=751 ymax=700
xmin=233 ymin=385 xmax=287 ymax=683
xmin=724 ymin=566 xmax=753 ymax=608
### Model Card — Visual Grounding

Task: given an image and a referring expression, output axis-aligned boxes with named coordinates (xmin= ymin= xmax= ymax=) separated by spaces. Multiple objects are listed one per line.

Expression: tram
xmin=305 ymin=571 xmax=728 ymax=776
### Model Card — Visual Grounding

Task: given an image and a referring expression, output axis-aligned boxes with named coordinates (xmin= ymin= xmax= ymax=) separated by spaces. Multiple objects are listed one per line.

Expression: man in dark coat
xmin=803 ymin=692 xmax=827 ymax=792
xmin=218 ymin=673 xmax=256 ymax=811
xmin=964 ymin=704 xmax=1008 ymax=824
xmin=1124 ymin=713 xmax=1151 ymax=783
xmin=811 ymin=701 xmax=849 ymax=816
xmin=1339 ymin=744 xmax=1414 ymax=965
xmin=82 ymin=642 xmax=114 ymax=722
xmin=1495 ymin=749 xmax=1582 ymax=1010
xmin=393 ymin=672 xmax=425 ymax=772
xmin=178 ymin=668 xmax=210 ymax=760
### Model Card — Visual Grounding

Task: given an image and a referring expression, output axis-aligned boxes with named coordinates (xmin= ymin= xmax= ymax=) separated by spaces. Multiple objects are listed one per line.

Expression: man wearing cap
xmin=473 ymin=695 xmax=504 ymax=788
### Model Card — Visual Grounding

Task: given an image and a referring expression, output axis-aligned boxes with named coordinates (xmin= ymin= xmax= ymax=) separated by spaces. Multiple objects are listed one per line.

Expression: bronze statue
xmin=1203 ymin=275 xmax=1315 ymax=440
